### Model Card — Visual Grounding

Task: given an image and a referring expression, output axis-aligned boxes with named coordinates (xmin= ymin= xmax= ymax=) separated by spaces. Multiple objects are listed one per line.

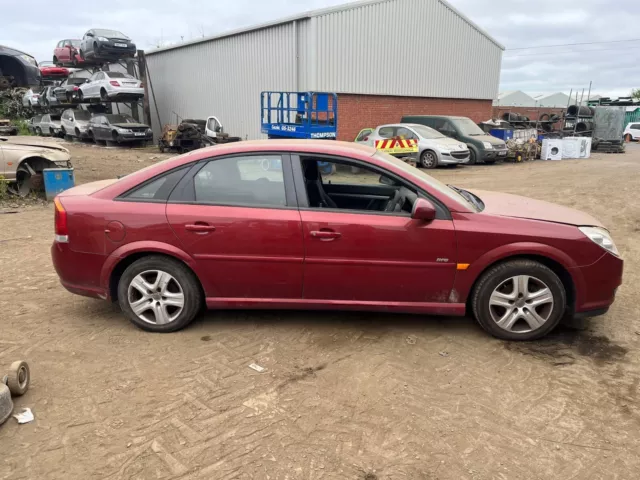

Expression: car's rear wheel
xmin=78 ymin=90 xmax=84 ymax=102
xmin=471 ymin=259 xmax=565 ymax=341
xmin=35 ymin=127 xmax=42 ymax=136
xmin=100 ymin=89 xmax=108 ymax=101
xmin=420 ymin=150 xmax=438 ymax=169
xmin=118 ymin=256 xmax=203 ymax=333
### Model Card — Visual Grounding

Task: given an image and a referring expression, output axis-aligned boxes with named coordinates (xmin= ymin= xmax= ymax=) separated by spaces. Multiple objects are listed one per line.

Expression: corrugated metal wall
xmin=146 ymin=23 xmax=297 ymax=139
xmin=310 ymin=0 xmax=501 ymax=99
xmin=145 ymin=0 xmax=502 ymax=139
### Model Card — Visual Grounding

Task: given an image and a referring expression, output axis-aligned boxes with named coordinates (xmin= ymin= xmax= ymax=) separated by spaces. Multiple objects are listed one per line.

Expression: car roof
xmin=194 ymin=139 xmax=377 ymax=158
xmin=0 ymin=44 xmax=31 ymax=57
xmin=376 ymin=123 xmax=426 ymax=129
xmin=404 ymin=115 xmax=468 ymax=120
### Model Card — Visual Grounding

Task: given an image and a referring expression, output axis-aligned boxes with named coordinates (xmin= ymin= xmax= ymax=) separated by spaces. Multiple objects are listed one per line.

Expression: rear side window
xmin=631 ymin=124 xmax=640 ymax=130
xmin=123 ymin=167 xmax=189 ymax=202
xmin=193 ymin=156 xmax=286 ymax=207
xmin=378 ymin=127 xmax=395 ymax=138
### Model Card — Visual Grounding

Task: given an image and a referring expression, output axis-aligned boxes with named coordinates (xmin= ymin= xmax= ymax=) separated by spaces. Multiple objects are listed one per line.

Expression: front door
xmin=166 ymin=154 xmax=304 ymax=300
xmin=294 ymin=156 xmax=457 ymax=304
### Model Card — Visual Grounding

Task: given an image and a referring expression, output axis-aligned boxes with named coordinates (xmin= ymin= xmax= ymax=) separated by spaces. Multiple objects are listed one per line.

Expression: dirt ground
xmin=1 ymin=138 xmax=640 ymax=480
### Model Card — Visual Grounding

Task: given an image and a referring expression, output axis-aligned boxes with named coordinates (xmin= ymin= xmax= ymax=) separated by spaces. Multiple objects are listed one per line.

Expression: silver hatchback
xmin=357 ymin=123 xmax=470 ymax=168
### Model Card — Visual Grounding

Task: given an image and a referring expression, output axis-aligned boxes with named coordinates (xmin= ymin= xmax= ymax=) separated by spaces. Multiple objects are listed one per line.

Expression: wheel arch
xmin=464 ymin=253 xmax=576 ymax=316
xmin=103 ymin=244 xmax=204 ymax=302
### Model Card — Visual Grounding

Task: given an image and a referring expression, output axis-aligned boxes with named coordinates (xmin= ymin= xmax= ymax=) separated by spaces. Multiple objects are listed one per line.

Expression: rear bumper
xmin=572 ymin=252 xmax=624 ymax=314
xmin=107 ymin=89 xmax=144 ymax=100
xmin=51 ymin=242 xmax=108 ymax=299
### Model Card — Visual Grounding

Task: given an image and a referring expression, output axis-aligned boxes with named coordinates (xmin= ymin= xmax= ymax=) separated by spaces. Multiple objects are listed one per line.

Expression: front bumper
xmin=96 ymin=42 xmax=136 ymax=58
xmin=571 ymin=252 xmax=624 ymax=314
xmin=439 ymin=151 xmax=470 ymax=164
xmin=482 ymin=149 xmax=508 ymax=161
xmin=115 ymin=132 xmax=153 ymax=142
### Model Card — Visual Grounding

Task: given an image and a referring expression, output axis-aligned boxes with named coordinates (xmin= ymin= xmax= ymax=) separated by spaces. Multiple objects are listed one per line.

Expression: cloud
xmin=1 ymin=0 xmax=637 ymax=97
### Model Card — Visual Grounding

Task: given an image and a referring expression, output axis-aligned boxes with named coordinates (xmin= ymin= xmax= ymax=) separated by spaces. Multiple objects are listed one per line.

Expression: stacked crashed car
xmin=53 ymin=39 xmax=83 ymax=67
xmin=38 ymin=86 xmax=59 ymax=107
xmin=38 ymin=61 xmax=69 ymax=80
xmin=0 ymin=137 xmax=70 ymax=195
xmin=38 ymin=114 xmax=64 ymax=137
xmin=88 ymin=114 xmax=152 ymax=144
xmin=50 ymin=140 xmax=622 ymax=341
xmin=61 ymin=109 xmax=92 ymax=139
xmin=22 ymin=87 xmax=41 ymax=107
xmin=79 ymin=29 xmax=136 ymax=61
xmin=79 ymin=71 xmax=143 ymax=102
xmin=54 ymin=71 xmax=91 ymax=103
xmin=357 ymin=123 xmax=470 ymax=169
xmin=26 ymin=115 xmax=42 ymax=134
xmin=0 ymin=45 xmax=41 ymax=88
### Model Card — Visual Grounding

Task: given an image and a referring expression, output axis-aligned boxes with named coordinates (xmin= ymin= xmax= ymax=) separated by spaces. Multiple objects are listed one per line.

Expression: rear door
xmin=166 ymin=153 xmax=304 ymax=300
xmin=293 ymin=155 xmax=457 ymax=304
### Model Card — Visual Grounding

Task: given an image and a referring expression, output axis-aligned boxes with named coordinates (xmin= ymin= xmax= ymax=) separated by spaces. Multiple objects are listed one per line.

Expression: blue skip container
xmin=43 ymin=168 xmax=75 ymax=200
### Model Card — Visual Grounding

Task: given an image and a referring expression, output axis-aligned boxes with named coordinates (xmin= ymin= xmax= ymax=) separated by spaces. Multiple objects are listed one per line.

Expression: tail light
xmin=73 ymin=86 xmax=79 ymax=91
xmin=110 ymin=80 xmax=120 ymax=87
xmin=363 ymin=136 xmax=369 ymax=141
xmin=54 ymin=198 xmax=69 ymax=243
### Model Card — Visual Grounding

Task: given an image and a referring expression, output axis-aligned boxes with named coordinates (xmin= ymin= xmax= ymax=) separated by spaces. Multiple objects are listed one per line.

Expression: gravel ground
xmin=1 ymin=138 xmax=639 ymax=480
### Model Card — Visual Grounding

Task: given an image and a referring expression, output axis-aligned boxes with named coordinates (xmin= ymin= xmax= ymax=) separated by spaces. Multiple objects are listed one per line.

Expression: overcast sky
xmin=2 ymin=0 xmax=637 ymax=98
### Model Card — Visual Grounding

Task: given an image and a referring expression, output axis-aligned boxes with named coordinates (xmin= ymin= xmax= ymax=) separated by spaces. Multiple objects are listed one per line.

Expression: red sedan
xmin=39 ymin=61 xmax=68 ymax=79
xmin=51 ymin=141 xmax=623 ymax=340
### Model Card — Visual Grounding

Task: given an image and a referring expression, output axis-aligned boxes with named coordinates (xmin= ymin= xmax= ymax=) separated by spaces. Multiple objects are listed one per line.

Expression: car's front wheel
xmin=471 ymin=259 xmax=565 ymax=341
xmin=420 ymin=150 xmax=438 ymax=169
xmin=118 ymin=256 xmax=203 ymax=333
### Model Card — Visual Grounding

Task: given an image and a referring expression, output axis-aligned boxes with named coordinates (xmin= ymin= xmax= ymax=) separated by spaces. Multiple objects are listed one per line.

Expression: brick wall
xmin=338 ymin=94 xmax=493 ymax=141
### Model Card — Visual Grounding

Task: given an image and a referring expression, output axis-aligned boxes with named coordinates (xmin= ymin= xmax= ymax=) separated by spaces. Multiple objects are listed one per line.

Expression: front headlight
xmin=579 ymin=227 xmax=620 ymax=257
xmin=21 ymin=55 xmax=37 ymax=66
xmin=97 ymin=37 xmax=109 ymax=42
xmin=482 ymin=142 xmax=493 ymax=149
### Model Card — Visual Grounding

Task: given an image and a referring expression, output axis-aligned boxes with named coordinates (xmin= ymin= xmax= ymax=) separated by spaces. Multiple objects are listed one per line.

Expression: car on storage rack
xmin=79 ymin=29 xmax=136 ymax=62
xmin=401 ymin=115 xmax=508 ymax=165
xmin=356 ymin=123 xmax=470 ymax=169
xmin=0 ymin=137 xmax=71 ymax=195
xmin=38 ymin=114 xmax=64 ymax=137
xmin=22 ymin=87 xmax=41 ymax=107
xmin=49 ymin=140 xmax=623 ymax=341
xmin=26 ymin=115 xmax=43 ymax=134
xmin=87 ymin=113 xmax=152 ymax=144
xmin=38 ymin=61 xmax=69 ymax=80
xmin=53 ymin=39 xmax=83 ymax=67
xmin=78 ymin=71 xmax=143 ymax=102
xmin=61 ymin=109 xmax=92 ymax=139
xmin=54 ymin=71 xmax=92 ymax=103
xmin=0 ymin=45 xmax=41 ymax=89
xmin=38 ymin=86 xmax=60 ymax=107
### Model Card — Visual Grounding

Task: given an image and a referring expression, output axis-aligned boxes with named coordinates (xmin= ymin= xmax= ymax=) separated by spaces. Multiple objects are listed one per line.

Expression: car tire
xmin=78 ymin=90 xmax=84 ymax=102
xmin=117 ymin=256 xmax=203 ymax=333
xmin=7 ymin=361 xmax=30 ymax=396
xmin=471 ymin=259 xmax=566 ymax=341
xmin=100 ymin=89 xmax=108 ymax=102
xmin=35 ymin=127 xmax=42 ymax=136
xmin=467 ymin=148 xmax=477 ymax=165
xmin=420 ymin=150 xmax=438 ymax=169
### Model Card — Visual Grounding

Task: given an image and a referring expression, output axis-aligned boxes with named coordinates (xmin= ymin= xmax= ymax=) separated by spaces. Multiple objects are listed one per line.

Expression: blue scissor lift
xmin=261 ymin=91 xmax=338 ymax=172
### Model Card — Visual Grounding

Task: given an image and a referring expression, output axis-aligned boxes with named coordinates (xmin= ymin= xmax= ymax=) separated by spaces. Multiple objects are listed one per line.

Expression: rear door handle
xmin=185 ymin=223 xmax=216 ymax=234
xmin=310 ymin=230 xmax=341 ymax=241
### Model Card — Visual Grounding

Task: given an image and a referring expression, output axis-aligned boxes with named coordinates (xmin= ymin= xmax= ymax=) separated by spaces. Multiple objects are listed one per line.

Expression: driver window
xmin=300 ymin=157 xmax=415 ymax=215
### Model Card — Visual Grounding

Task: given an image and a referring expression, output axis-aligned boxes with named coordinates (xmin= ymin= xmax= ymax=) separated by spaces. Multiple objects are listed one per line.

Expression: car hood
xmin=427 ymin=137 xmax=468 ymax=149
xmin=468 ymin=134 xmax=505 ymax=146
xmin=1 ymin=140 xmax=69 ymax=154
xmin=113 ymin=123 xmax=149 ymax=129
xmin=470 ymin=189 xmax=604 ymax=227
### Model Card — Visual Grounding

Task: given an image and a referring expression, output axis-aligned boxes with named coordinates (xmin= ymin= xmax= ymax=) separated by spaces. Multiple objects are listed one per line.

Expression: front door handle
xmin=185 ymin=223 xmax=216 ymax=234
xmin=310 ymin=230 xmax=341 ymax=241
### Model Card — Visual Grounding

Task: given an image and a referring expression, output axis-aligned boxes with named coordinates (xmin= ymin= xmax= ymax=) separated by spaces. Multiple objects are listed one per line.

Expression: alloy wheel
xmin=421 ymin=151 xmax=436 ymax=168
xmin=488 ymin=275 xmax=554 ymax=333
xmin=127 ymin=270 xmax=185 ymax=325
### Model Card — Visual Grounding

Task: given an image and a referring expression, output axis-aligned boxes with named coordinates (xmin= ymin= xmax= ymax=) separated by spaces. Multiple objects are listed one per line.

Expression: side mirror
xmin=84 ymin=79 xmax=90 ymax=83
xmin=411 ymin=198 xmax=436 ymax=221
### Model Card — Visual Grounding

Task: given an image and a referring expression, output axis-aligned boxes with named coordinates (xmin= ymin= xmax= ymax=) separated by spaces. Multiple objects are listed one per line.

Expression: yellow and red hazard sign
xmin=374 ymin=138 xmax=418 ymax=155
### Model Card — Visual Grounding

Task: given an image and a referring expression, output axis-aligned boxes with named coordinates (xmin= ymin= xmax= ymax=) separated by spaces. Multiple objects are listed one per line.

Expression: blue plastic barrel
xmin=43 ymin=168 xmax=75 ymax=200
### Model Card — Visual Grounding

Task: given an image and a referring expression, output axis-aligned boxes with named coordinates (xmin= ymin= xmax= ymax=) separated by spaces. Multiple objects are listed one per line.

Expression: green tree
xmin=632 ymin=88 xmax=640 ymax=100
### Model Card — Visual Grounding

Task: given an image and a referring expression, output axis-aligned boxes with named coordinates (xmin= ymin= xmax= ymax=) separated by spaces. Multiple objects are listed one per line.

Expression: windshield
xmin=74 ymin=111 xmax=92 ymax=120
xmin=452 ymin=118 xmax=485 ymax=136
xmin=373 ymin=151 xmax=479 ymax=211
xmin=411 ymin=125 xmax=446 ymax=139
xmin=106 ymin=115 xmax=135 ymax=124
xmin=94 ymin=29 xmax=128 ymax=39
